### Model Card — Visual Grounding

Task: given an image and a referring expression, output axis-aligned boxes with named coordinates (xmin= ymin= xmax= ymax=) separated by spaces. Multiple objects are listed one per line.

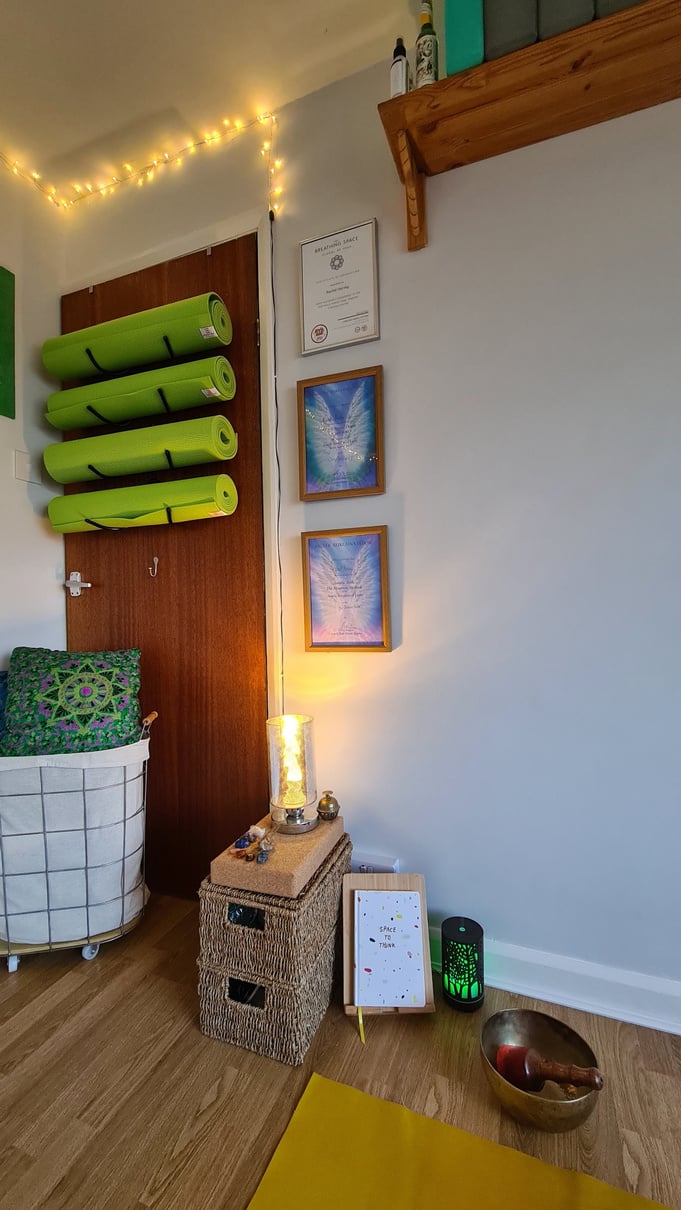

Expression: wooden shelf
xmin=378 ymin=0 xmax=681 ymax=251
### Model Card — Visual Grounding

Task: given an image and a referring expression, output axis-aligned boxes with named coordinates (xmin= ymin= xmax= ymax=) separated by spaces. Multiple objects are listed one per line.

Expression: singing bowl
xmin=480 ymin=1009 xmax=602 ymax=1132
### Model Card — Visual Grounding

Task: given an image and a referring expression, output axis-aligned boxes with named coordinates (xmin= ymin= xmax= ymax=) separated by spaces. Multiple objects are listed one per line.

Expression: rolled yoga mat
xmin=43 ymin=415 xmax=238 ymax=485
xmin=45 ymin=355 xmax=236 ymax=431
xmin=42 ymin=293 xmax=232 ymax=381
xmin=47 ymin=474 xmax=238 ymax=533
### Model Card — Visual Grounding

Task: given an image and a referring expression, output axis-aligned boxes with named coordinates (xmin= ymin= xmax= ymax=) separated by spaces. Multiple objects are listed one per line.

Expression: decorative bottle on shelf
xmin=415 ymin=1 xmax=439 ymax=88
xmin=390 ymin=36 xmax=410 ymax=98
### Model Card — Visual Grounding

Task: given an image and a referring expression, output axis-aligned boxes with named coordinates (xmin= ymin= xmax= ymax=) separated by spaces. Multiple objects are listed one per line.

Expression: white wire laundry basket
xmin=0 ymin=712 xmax=156 ymax=971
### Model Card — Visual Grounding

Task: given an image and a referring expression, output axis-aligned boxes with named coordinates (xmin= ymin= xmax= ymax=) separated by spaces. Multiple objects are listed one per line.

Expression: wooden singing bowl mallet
xmin=496 ymin=1045 xmax=604 ymax=1093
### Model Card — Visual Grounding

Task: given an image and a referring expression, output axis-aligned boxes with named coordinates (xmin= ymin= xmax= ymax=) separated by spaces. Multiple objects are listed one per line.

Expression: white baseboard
xmin=429 ymin=928 xmax=681 ymax=1037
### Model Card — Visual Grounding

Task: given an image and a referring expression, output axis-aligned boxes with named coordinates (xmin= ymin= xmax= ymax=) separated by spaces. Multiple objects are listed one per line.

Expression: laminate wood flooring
xmin=0 ymin=894 xmax=678 ymax=1209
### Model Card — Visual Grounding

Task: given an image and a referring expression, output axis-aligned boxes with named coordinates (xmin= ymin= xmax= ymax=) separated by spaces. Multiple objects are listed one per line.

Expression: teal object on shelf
xmin=538 ymin=0 xmax=594 ymax=39
xmin=445 ymin=0 xmax=484 ymax=75
xmin=0 ymin=266 xmax=15 ymax=420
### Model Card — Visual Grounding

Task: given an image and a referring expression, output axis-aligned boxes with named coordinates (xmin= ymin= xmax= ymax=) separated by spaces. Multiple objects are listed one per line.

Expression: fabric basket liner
xmin=44 ymin=415 xmax=238 ymax=484
xmin=45 ymin=354 xmax=236 ymax=431
xmin=47 ymin=473 xmax=238 ymax=533
xmin=41 ymin=292 xmax=232 ymax=381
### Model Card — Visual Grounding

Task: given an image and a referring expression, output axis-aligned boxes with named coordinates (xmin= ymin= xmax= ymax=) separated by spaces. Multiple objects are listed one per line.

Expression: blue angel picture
xmin=297 ymin=366 xmax=384 ymax=500
xmin=302 ymin=526 xmax=392 ymax=652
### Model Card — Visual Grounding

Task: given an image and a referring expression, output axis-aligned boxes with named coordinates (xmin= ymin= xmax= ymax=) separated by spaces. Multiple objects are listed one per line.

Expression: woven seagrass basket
xmin=198 ymin=928 xmax=338 ymax=1065
xmin=197 ymin=834 xmax=351 ymax=1064
xmin=198 ymin=834 xmax=351 ymax=985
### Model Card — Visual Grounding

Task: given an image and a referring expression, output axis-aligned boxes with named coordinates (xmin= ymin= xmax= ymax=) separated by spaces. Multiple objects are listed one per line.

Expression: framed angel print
xmin=297 ymin=365 xmax=384 ymax=501
xmin=301 ymin=525 xmax=392 ymax=652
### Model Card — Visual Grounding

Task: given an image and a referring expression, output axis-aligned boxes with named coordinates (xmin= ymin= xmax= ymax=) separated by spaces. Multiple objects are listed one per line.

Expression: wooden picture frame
xmin=301 ymin=525 xmax=392 ymax=652
xmin=342 ymin=872 xmax=436 ymax=1015
xmin=297 ymin=365 xmax=384 ymax=501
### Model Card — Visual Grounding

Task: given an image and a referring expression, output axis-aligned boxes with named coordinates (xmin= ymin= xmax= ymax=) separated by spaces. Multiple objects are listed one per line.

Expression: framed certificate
xmin=301 ymin=525 xmax=391 ymax=652
xmin=300 ymin=220 xmax=379 ymax=356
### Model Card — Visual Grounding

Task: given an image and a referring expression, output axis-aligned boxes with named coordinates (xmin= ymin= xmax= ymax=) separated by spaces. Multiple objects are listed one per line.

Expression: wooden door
xmin=61 ymin=236 xmax=269 ymax=898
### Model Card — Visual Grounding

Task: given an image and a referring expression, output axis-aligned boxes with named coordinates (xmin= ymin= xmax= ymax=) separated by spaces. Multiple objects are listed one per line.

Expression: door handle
xmin=64 ymin=571 xmax=92 ymax=597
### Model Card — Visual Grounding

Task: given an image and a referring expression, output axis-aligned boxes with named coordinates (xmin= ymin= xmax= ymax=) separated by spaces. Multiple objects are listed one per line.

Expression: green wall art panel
xmin=0 ymin=267 xmax=15 ymax=419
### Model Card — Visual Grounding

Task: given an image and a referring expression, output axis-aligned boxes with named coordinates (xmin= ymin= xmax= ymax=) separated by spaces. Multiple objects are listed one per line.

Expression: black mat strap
xmin=84 ymin=518 xmax=121 ymax=531
xmin=85 ymin=404 xmax=124 ymax=426
xmin=85 ymin=347 xmax=106 ymax=373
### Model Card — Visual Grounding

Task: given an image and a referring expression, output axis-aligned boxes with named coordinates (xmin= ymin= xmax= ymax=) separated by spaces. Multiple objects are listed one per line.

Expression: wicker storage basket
xmin=197 ymin=833 xmax=351 ymax=1064
xmin=198 ymin=834 xmax=351 ymax=984
xmin=198 ymin=930 xmax=337 ymax=1065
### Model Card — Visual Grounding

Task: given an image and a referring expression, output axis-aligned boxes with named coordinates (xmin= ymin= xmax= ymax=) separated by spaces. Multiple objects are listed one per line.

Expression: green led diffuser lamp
xmin=442 ymin=916 xmax=484 ymax=1012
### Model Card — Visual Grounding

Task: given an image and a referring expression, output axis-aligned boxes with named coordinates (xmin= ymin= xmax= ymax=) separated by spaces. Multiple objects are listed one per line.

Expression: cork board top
xmin=209 ymin=816 xmax=346 ymax=899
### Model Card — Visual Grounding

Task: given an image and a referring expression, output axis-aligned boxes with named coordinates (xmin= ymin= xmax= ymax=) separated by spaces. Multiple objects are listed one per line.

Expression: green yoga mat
xmin=45 ymin=355 xmax=236 ymax=431
xmin=47 ymin=474 xmax=238 ymax=533
xmin=42 ymin=293 xmax=232 ymax=381
xmin=43 ymin=415 xmax=238 ymax=485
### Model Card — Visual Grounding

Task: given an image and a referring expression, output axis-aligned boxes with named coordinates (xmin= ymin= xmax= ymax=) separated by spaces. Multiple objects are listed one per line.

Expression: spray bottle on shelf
xmin=415 ymin=0 xmax=439 ymax=88
xmin=390 ymin=36 xmax=411 ymax=98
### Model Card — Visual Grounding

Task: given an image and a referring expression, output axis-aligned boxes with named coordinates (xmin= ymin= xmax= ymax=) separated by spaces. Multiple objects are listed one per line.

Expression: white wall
xmin=62 ymin=66 xmax=681 ymax=1030
xmin=0 ymin=177 xmax=66 ymax=662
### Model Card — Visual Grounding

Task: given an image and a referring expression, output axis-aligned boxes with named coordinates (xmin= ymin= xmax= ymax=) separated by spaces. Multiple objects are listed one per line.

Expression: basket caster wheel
xmin=7 ymin=955 xmax=19 ymax=972
xmin=81 ymin=944 xmax=100 ymax=961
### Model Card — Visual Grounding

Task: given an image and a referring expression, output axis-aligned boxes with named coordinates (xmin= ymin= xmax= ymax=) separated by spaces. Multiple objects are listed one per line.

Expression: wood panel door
xmin=61 ymin=235 xmax=269 ymax=898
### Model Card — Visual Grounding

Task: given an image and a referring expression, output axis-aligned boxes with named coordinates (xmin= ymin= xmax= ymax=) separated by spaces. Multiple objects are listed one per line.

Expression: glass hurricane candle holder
xmin=266 ymin=713 xmax=318 ymax=834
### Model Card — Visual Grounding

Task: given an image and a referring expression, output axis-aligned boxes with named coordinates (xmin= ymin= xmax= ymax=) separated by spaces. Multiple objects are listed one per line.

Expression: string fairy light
xmin=1 ymin=110 xmax=282 ymax=214
xmin=261 ymin=112 xmax=283 ymax=218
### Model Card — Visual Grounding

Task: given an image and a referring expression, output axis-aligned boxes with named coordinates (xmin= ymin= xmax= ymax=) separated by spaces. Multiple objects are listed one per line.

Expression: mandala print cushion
xmin=0 ymin=647 xmax=141 ymax=756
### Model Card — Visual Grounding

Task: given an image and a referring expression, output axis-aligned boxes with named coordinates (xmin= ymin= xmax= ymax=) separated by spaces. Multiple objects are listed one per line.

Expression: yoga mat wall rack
xmin=42 ymin=291 xmax=241 ymax=533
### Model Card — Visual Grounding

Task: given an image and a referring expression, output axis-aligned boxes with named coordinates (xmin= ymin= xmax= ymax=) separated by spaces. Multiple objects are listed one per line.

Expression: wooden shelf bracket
xmin=397 ymin=129 xmax=427 ymax=252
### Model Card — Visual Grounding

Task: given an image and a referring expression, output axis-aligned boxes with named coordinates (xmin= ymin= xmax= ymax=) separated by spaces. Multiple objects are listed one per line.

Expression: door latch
xmin=64 ymin=571 xmax=92 ymax=597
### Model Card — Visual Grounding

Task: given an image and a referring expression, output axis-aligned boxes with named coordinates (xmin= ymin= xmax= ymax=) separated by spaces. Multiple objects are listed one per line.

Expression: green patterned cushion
xmin=0 ymin=647 xmax=141 ymax=756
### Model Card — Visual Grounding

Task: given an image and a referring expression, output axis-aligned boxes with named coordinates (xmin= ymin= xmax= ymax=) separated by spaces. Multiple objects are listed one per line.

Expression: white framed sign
xmin=300 ymin=219 xmax=380 ymax=356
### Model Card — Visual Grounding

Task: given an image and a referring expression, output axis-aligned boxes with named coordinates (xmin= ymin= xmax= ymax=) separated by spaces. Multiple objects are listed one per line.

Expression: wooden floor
xmin=0 ymin=894 xmax=679 ymax=1209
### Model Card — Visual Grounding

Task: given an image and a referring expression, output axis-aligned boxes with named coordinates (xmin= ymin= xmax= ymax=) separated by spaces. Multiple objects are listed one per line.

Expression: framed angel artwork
xmin=297 ymin=365 xmax=384 ymax=501
xmin=301 ymin=525 xmax=392 ymax=652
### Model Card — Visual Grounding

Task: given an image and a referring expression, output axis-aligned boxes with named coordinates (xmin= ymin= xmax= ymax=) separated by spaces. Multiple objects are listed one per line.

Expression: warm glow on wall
xmin=1 ymin=112 xmax=282 ymax=215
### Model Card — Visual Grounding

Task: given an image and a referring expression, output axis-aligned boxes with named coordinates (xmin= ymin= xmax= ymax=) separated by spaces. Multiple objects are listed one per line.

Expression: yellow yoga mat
xmin=248 ymin=1074 xmax=667 ymax=1210
xmin=45 ymin=354 xmax=236 ymax=431
xmin=42 ymin=293 xmax=232 ymax=381
xmin=47 ymin=474 xmax=237 ymax=533
xmin=43 ymin=415 xmax=237 ymax=484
